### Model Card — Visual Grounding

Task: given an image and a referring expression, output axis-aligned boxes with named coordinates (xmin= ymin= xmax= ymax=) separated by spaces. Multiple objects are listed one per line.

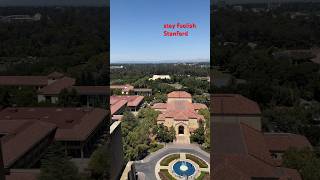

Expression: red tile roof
xmin=153 ymin=98 xmax=207 ymax=122
xmin=167 ymin=91 xmax=192 ymax=98
xmin=0 ymin=120 xmax=56 ymax=168
xmin=212 ymin=94 xmax=261 ymax=115
xmin=264 ymin=133 xmax=312 ymax=152
xmin=241 ymin=123 xmax=276 ymax=166
xmin=72 ymin=86 xmax=108 ymax=95
xmin=0 ymin=76 xmax=48 ymax=86
xmin=213 ymin=122 xmax=309 ymax=180
xmin=110 ymin=100 xmax=127 ymax=115
xmin=110 ymin=96 xmax=144 ymax=107
xmin=0 ymin=107 xmax=107 ymax=141
xmin=38 ymin=77 xmax=75 ymax=95
xmin=55 ymin=108 xmax=107 ymax=141
xmin=213 ymin=154 xmax=301 ymax=180
xmin=152 ymin=103 xmax=167 ymax=109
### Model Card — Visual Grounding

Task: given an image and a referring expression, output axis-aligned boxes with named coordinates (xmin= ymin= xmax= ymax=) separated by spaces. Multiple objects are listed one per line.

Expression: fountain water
xmin=172 ymin=161 xmax=196 ymax=177
xmin=180 ymin=161 xmax=189 ymax=171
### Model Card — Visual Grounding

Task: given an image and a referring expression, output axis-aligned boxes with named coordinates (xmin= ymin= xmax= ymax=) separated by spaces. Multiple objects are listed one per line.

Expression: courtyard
xmin=134 ymin=144 xmax=210 ymax=180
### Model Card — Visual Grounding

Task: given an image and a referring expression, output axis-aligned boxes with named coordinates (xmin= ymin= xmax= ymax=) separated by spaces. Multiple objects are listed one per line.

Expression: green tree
xmin=39 ymin=143 xmax=80 ymax=180
xmin=283 ymin=148 xmax=320 ymax=180
xmin=199 ymin=109 xmax=210 ymax=149
xmin=155 ymin=124 xmax=175 ymax=143
xmin=190 ymin=123 xmax=205 ymax=144
xmin=88 ymin=145 xmax=111 ymax=180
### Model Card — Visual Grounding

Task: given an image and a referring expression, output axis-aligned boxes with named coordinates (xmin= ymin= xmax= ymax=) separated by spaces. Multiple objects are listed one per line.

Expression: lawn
xmin=160 ymin=154 xmax=180 ymax=166
xmin=158 ymin=169 xmax=176 ymax=180
xmin=195 ymin=171 xmax=210 ymax=180
xmin=186 ymin=154 xmax=208 ymax=168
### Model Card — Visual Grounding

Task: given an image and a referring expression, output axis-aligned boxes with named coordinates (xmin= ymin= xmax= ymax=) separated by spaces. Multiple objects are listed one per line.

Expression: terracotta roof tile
xmin=0 ymin=107 xmax=107 ymax=142
xmin=38 ymin=77 xmax=75 ymax=95
xmin=212 ymin=94 xmax=261 ymax=115
xmin=110 ymin=100 xmax=127 ymax=115
xmin=241 ymin=123 xmax=275 ymax=165
xmin=152 ymin=103 xmax=167 ymax=109
xmin=110 ymin=96 xmax=144 ymax=107
xmin=264 ymin=133 xmax=312 ymax=152
xmin=72 ymin=86 xmax=108 ymax=95
xmin=213 ymin=121 xmax=306 ymax=180
xmin=0 ymin=120 xmax=56 ymax=168
xmin=152 ymin=97 xmax=206 ymax=122
xmin=167 ymin=91 xmax=192 ymax=98
xmin=213 ymin=154 xmax=301 ymax=180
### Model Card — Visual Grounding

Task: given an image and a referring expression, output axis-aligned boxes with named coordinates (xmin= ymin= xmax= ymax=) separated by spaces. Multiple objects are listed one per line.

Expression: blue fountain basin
xmin=172 ymin=161 xmax=196 ymax=177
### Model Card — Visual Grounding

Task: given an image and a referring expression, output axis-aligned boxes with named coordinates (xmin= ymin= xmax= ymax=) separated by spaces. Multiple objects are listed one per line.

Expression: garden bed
xmin=186 ymin=154 xmax=208 ymax=168
xmin=158 ymin=169 xmax=176 ymax=180
xmin=160 ymin=154 xmax=180 ymax=166
xmin=196 ymin=171 xmax=210 ymax=180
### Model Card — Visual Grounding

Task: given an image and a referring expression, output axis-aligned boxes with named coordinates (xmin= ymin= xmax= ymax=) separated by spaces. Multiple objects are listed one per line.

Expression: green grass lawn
xmin=195 ymin=171 xmax=210 ymax=180
xmin=158 ymin=169 xmax=176 ymax=180
xmin=160 ymin=154 xmax=180 ymax=166
xmin=186 ymin=154 xmax=208 ymax=168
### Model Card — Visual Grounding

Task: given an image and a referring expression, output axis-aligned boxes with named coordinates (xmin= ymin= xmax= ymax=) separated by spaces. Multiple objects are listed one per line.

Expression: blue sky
xmin=111 ymin=0 xmax=210 ymax=63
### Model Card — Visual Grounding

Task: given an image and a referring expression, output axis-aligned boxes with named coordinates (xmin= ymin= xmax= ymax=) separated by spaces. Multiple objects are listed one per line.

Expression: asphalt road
xmin=134 ymin=144 xmax=210 ymax=180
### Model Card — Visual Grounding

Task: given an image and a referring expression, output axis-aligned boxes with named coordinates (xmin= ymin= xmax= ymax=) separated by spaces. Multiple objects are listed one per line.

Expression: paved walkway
xmin=134 ymin=143 xmax=210 ymax=180
xmin=175 ymin=135 xmax=190 ymax=144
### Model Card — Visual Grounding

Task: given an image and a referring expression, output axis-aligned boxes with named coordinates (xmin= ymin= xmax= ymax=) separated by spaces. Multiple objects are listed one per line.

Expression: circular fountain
xmin=172 ymin=161 xmax=196 ymax=177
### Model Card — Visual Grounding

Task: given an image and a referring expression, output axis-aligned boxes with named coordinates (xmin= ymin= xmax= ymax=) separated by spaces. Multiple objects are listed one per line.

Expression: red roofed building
xmin=212 ymin=94 xmax=262 ymax=130
xmin=111 ymin=100 xmax=127 ymax=115
xmin=0 ymin=71 xmax=66 ymax=90
xmin=110 ymin=95 xmax=144 ymax=122
xmin=110 ymin=84 xmax=134 ymax=95
xmin=213 ymin=122 xmax=311 ymax=180
xmin=37 ymin=77 xmax=76 ymax=103
xmin=110 ymin=96 xmax=144 ymax=112
xmin=167 ymin=91 xmax=192 ymax=103
xmin=0 ymin=107 xmax=108 ymax=158
xmin=152 ymin=91 xmax=207 ymax=143
xmin=0 ymin=120 xmax=56 ymax=169
xmin=264 ymin=133 xmax=312 ymax=161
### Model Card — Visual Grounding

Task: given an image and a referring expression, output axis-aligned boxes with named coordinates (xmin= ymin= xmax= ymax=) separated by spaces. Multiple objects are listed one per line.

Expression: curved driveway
xmin=134 ymin=144 xmax=210 ymax=180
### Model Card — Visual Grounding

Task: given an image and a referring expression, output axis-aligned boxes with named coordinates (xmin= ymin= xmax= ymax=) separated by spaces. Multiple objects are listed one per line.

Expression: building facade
xmin=152 ymin=91 xmax=207 ymax=142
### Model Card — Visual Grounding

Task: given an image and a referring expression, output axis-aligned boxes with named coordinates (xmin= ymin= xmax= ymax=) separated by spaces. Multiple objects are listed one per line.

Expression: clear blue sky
xmin=111 ymin=0 xmax=210 ymax=63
